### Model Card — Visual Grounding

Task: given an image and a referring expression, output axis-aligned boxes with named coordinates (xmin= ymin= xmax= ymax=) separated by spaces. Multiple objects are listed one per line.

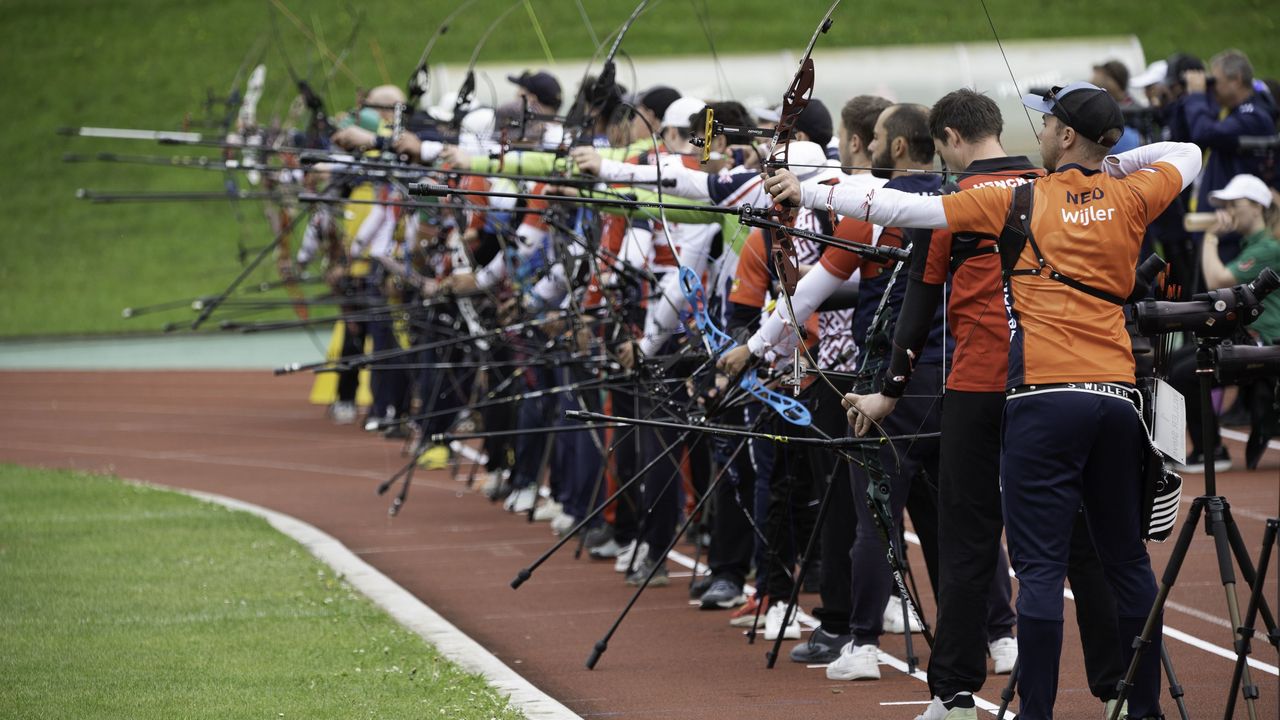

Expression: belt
xmin=1006 ymin=381 xmax=1138 ymax=403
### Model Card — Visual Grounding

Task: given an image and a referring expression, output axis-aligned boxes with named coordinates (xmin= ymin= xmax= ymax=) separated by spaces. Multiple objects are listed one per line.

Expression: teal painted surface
xmin=0 ymin=332 xmax=326 ymax=370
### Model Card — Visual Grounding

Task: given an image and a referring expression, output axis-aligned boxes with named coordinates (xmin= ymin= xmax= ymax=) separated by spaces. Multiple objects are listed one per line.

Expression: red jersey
xmin=919 ymin=159 xmax=1043 ymax=392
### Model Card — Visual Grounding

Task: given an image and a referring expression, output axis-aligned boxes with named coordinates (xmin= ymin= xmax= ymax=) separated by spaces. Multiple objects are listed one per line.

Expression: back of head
xmin=640 ymin=86 xmax=681 ymax=120
xmin=841 ymin=95 xmax=891 ymax=149
xmin=928 ymin=89 xmax=1002 ymax=143
xmin=366 ymin=84 xmax=407 ymax=107
xmin=884 ymin=103 xmax=934 ymax=164
xmin=1163 ymin=52 xmax=1205 ymax=90
xmin=694 ymin=101 xmax=754 ymax=144
xmin=795 ymin=98 xmax=834 ymax=148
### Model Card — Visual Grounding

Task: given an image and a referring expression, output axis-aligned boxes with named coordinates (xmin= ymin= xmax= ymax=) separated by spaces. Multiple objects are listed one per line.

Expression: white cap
xmin=753 ymin=105 xmax=782 ymax=123
xmin=772 ymin=141 xmax=830 ymax=181
xmin=1209 ymin=174 xmax=1273 ymax=208
xmin=1130 ymin=60 xmax=1168 ymax=90
xmin=661 ymin=97 xmax=706 ymax=129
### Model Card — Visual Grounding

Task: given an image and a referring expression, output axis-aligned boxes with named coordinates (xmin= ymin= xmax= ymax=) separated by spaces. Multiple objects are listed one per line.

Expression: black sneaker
xmin=625 ymin=556 xmax=669 ymax=587
xmin=1177 ymin=446 xmax=1232 ymax=474
xmin=689 ymin=574 xmax=715 ymax=600
xmin=583 ymin=524 xmax=614 ymax=551
xmin=1245 ymin=429 xmax=1272 ymax=471
xmin=789 ymin=626 xmax=850 ymax=664
xmin=699 ymin=578 xmax=747 ymax=609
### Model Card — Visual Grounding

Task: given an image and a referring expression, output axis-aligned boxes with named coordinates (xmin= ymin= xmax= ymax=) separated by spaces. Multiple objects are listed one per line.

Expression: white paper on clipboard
xmin=1151 ymin=378 xmax=1187 ymax=464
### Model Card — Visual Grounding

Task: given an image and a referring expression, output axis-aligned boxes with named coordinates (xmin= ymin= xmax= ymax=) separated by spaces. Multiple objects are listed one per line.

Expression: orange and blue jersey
xmin=941 ymin=161 xmax=1184 ymax=388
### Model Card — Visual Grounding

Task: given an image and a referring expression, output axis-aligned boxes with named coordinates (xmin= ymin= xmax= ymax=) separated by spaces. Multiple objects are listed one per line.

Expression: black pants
xmin=1002 ymin=391 xmax=1158 ymax=720
xmin=708 ymin=405 xmax=759 ymax=587
xmin=848 ymin=365 xmax=942 ymax=645
xmin=928 ymin=390 xmax=1123 ymax=701
xmin=336 ymin=317 xmax=367 ymax=404
xmin=605 ymin=388 xmax=647 ymax=546
xmin=762 ymin=386 xmax=822 ymax=600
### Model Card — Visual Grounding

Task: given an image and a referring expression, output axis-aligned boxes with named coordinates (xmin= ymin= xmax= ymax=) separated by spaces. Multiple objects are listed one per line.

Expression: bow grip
xmin=739 ymin=374 xmax=812 ymax=426
xmin=678 ymin=266 xmax=734 ymax=355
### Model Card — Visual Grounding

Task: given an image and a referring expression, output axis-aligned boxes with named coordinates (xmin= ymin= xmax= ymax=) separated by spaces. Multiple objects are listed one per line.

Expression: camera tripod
xmin=1110 ymin=337 xmax=1279 ymax=720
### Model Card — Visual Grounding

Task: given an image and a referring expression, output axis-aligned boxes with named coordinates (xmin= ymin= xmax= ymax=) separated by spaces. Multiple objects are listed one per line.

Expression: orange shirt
xmin=729 ymin=230 xmax=771 ymax=308
xmin=584 ymin=214 xmax=629 ymax=308
xmin=730 ymin=229 xmax=819 ymax=345
xmin=941 ymin=162 xmax=1183 ymax=387
xmin=818 ymin=217 xmax=874 ymax=280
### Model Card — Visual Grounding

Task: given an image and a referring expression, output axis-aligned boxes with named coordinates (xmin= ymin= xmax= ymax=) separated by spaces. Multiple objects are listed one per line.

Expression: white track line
xmin=902 ymin=532 xmax=1279 ymax=677
xmin=1221 ymin=428 xmax=1280 ymax=451
xmin=664 ymin=549 xmax=1014 ymax=716
xmin=164 ymin=484 xmax=582 ymax=720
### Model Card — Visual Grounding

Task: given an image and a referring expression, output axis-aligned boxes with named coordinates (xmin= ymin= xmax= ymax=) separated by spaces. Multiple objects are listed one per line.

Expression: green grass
xmin=0 ymin=464 xmax=525 ymax=720
xmin=1 ymin=0 xmax=1277 ymax=336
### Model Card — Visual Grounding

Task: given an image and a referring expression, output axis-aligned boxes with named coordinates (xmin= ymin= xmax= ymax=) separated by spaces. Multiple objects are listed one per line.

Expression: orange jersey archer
xmin=941 ymin=162 xmax=1183 ymax=387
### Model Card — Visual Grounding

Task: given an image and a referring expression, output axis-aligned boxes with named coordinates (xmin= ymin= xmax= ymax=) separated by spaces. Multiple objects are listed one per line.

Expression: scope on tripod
xmin=1212 ymin=342 xmax=1280 ymax=384
xmin=1132 ymin=267 xmax=1280 ymax=338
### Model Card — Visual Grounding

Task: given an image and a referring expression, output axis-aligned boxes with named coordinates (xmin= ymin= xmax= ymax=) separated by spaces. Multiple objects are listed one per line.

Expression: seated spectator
xmin=1170 ymin=173 xmax=1280 ymax=472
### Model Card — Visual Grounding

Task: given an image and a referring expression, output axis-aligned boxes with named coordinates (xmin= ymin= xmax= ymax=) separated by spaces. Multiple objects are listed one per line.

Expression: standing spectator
xmin=1093 ymin=60 xmax=1142 ymax=153
xmin=1183 ymin=50 xmax=1277 ymax=213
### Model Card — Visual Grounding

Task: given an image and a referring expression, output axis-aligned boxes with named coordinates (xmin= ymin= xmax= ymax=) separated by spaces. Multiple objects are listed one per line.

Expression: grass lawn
xmin=0 ymin=464 xmax=525 ymax=720
xmin=2 ymin=0 xmax=1276 ymax=336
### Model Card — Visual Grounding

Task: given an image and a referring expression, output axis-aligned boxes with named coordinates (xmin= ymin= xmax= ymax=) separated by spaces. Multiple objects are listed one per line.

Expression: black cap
xmin=1163 ymin=53 xmax=1205 ymax=87
xmin=795 ymin=98 xmax=833 ymax=148
xmin=1021 ymin=82 xmax=1124 ymax=147
xmin=507 ymin=70 xmax=562 ymax=111
xmin=639 ymin=86 xmax=681 ymax=120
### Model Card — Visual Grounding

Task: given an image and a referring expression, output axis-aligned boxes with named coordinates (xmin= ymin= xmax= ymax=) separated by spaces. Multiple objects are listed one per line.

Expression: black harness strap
xmin=997 ymin=182 xmax=1127 ymax=306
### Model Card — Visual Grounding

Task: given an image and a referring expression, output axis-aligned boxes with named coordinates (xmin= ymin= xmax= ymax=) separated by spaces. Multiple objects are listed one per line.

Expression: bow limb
xmin=450 ymin=0 xmax=523 ymax=132
xmin=407 ymin=0 xmax=480 ymax=108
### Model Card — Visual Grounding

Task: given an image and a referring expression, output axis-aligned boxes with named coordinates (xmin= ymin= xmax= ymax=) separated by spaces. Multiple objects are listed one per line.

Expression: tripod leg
xmin=1224 ymin=518 xmax=1277 ymax=720
xmin=996 ymin=658 xmax=1018 ymax=720
xmin=585 ymin=434 xmax=752 ymax=670
xmin=1223 ymin=506 xmax=1279 ymax=634
xmin=1112 ymin=497 xmax=1205 ymax=718
xmin=510 ymin=431 xmax=692 ymax=589
xmin=1159 ymin=641 xmax=1189 ymax=720
xmin=1203 ymin=497 xmax=1261 ymax=720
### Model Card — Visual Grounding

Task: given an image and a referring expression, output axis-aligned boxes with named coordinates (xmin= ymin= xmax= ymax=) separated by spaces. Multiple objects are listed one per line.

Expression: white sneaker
xmin=330 ymin=401 xmax=357 ymax=425
xmin=883 ymin=596 xmax=924 ymax=633
xmin=989 ymin=636 xmax=1017 ymax=675
xmin=589 ymin=538 xmax=624 ymax=560
xmin=913 ymin=694 xmax=978 ymax=720
xmin=825 ymin=642 xmax=881 ymax=680
xmin=482 ymin=469 xmax=509 ymax=497
xmin=550 ymin=513 xmax=576 ymax=536
xmin=532 ymin=499 xmax=562 ymax=522
xmin=613 ymin=541 xmax=649 ymax=573
xmin=503 ymin=485 xmax=537 ymax=513
xmin=763 ymin=601 xmax=801 ymax=641
xmin=1102 ymin=698 xmax=1128 ymax=720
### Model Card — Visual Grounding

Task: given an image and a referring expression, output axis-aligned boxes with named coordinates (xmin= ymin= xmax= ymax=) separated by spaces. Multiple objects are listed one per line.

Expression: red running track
xmin=0 ymin=371 xmax=1276 ymax=719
